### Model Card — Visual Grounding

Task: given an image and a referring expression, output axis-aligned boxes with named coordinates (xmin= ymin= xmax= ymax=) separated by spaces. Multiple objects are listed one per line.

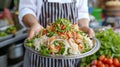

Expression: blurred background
xmin=0 ymin=0 xmax=120 ymax=67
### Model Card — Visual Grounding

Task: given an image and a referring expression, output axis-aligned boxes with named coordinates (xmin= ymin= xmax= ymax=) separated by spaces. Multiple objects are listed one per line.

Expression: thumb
xmin=89 ymin=29 xmax=95 ymax=39
xmin=27 ymin=29 xmax=35 ymax=39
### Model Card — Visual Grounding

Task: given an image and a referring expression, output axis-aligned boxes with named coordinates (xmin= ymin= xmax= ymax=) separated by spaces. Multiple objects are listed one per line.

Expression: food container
xmin=0 ymin=26 xmax=26 ymax=42
xmin=24 ymin=38 xmax=100 ymax=67
xmin=8 ymin=43 xmax=24 ymax=60
xmin=105 ymin=1 xmax=120 ymax=17
xmin=0 ymin=34 xmax=13 ymax=42
xmin=0 ymin=54 xmax=7 ymax=67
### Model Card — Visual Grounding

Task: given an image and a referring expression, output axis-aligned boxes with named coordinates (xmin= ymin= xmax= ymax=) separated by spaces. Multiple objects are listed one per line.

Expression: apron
xmin=39 ymin=0 xmax=78 ymax=27
xmin=24 ymin=0 xmax=81 ymax=67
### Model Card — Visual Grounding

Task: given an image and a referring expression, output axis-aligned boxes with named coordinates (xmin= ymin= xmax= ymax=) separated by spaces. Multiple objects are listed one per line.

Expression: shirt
xmin=19 ymin=0 xmax=89 ymax=27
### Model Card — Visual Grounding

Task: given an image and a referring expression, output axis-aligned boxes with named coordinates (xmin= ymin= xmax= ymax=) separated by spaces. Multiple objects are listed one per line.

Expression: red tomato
xmin=110 ymin=64 xmax=115 ymax=67
xmin=42 ymin=29 xmax=47 ymax=35
xmin=106 ymin=58 xmax=113 ymax=65
xmin=61 ymin=25 xmax=66 ymax=29
xmin=97 ymin=60 xmax=103 ymax=66
xmin=103 ymin=58 xmax=108 ymax=63
xmin=104 ymin=64 xmax=109 ymax=67
xmin=65 ymin=32 xmax=71 ymax=38
xmin=91 ymin=65 xmax=97 ymax=67
xmin=92 ymin=60 xmax=98 ymax=65
xmin=97 ymin=63 xmax=105 ymax=67
xmin=117 ymin=63 xmax=120 ymax=67
xmin=99 ymin=55 xmax=105 ymax=61
xmin=113 ymin=58 xmax=119 ymax=66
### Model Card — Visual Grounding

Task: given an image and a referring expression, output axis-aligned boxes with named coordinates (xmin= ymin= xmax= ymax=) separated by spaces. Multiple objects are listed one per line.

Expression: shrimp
xmin=48 ymin=44 xmax=59 ymax=53
xmin=48 ymin=36 xmax=56 ymax=42
xmin=68 ymin=38 xmax=80 ymax=54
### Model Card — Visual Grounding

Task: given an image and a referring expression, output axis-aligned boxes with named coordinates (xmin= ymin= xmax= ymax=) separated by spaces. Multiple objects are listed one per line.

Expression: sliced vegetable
xmin=26 ymin=19 xmax=93 ymax=56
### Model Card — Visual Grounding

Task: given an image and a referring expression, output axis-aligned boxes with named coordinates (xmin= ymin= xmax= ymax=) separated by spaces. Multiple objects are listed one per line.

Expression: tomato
xmin=97 ymin=60 xmax=103 ymax=66
xmin=117 ymin=63 xmax=120 ymax=67
xmin=104 ymin=64 xmax=109 ymax=67
xmin=113 ymin=58 xmax=119 ymax=66
xmin=106 ymin=58 xmax=113 ymax=65
xmin=97 ymin=63 xmax=105 ymax=67
xmin=61 ymin=25 xmax=66 ymax=29
xmin=65 ymin=32 xmax=71 ymax=38
xmin=110 ymin=64 xmax=115 ymax=67
xmin=91 ymin=65 xmax=97 ymax=67
xmin=42 ymin=29 xmax=47 ymax=35
xmin=99 ymin=55 xmax=105 ymax=61
xmin=103 ymin=58 xmax=108 ymax=63
xmin=92 ymin=60 xmax=98 ymax=65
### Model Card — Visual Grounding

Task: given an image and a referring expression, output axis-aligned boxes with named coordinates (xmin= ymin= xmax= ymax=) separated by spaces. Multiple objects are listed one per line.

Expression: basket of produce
xmin=24 ymin=19 xmax=100 ymax=67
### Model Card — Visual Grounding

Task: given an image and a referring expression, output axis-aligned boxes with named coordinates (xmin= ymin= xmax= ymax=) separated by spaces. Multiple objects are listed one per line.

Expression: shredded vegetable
xmin=26 ymin=19 xmax=93 ymax=56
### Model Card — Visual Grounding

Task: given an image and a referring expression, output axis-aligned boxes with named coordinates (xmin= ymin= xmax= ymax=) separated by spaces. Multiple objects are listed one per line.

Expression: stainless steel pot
xmin=0 ymin=54 xmax=7 ymax=67
xmin=8 ymin=43 xmax=24 ymax=59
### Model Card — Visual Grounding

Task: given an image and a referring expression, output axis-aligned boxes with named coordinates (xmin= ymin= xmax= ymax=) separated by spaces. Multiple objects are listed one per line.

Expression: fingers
xmin=80 ymin=26 xmax=95 ymax=38
xmin=27 ymin=25 xmax=44 ymax=39
xmin=88 ymin=29 xmax=95 ymax=39
xmin=27 ymin=29 xmax=35 ymax=40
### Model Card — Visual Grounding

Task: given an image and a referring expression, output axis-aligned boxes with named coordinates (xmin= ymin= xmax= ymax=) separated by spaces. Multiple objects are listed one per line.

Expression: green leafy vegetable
xmin=40 ymin=45 xmax=52 ymax=56
xmin=57 ymin=47 xmax=65 ymax=55
xmin=6 ymin=26 xmax=16 ymax=34
xmin=47 ymin=32 xmax=55 ymax=37
xmin=81 ymin=29 xmax=120 ymax=67
xmin=53 ymin=18 xmax=71 ymax=32
xmin=0 ymin=32 xmax=7 ymax=37
xmin=26 ymin=39 xmax=34 ymax=47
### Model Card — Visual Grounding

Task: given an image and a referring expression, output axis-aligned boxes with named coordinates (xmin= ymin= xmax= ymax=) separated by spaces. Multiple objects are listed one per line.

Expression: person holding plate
xmin=19 ymin=0 xmax=94 ymax=67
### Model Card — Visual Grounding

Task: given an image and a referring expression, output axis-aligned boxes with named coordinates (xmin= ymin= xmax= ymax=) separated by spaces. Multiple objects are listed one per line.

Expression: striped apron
xmin=24 ymin=0 xmax=81 ymax=67
xmin=39 ymin=0 xmax=78 ymax=27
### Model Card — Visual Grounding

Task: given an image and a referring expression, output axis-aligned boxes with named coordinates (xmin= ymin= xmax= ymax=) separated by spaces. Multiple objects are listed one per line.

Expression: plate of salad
xmin=0 ymin=26 xmax=17 ymax=42
xmin=25 ymin=19 xmax=100 ymax=59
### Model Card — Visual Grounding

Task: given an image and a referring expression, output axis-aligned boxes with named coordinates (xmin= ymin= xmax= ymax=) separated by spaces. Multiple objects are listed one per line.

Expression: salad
xmin=26 ymin=19 xmax=93 ymax=56
xmin=0 ymin=26 xmax=17 ymax=37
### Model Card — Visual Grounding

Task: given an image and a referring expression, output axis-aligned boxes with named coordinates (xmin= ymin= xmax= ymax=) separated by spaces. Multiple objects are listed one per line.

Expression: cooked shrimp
xmin=48 ymin=36 xmax=56 ymax=42
xmin=48 ymin=44 xmax=59 ymax=53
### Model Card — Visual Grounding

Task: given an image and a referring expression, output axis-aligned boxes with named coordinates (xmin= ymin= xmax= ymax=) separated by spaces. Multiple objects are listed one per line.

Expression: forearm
xmin=78 ymin=18 xmax=89 ymax=27
xmin=22 ymin=14 xmax=40 ymax=27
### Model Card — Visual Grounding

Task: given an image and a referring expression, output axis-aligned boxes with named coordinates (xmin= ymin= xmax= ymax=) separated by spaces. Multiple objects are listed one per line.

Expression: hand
xmin=27 ymin=23 xmax=43 ymax=39
xmin=80 ymin=26 xmax=95 ymax=38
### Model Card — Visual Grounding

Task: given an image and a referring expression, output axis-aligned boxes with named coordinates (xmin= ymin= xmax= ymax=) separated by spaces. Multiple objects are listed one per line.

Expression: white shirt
xmin=19 ymin=0 xmax=89 ymax=27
